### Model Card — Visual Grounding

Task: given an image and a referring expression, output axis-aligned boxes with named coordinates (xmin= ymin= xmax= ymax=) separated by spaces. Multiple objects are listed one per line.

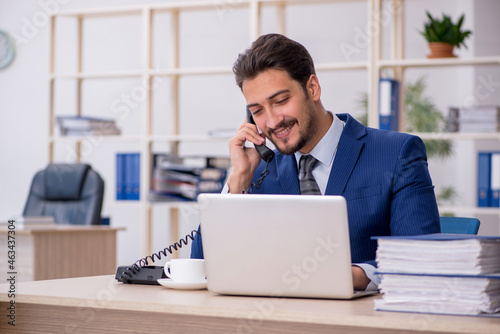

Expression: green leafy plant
xmin=404 ymin=77 xmax=453 ymax=159
xmin=420 ymin=11 xmax=472 ymax=49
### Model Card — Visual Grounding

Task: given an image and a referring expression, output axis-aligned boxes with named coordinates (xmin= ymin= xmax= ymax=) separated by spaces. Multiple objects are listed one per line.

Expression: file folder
xmin=477 ymin=152 xmax=491 ymax=207
xmin=491 ymin=152 xmax=500 ymax=207
xmin=378 ymin=78 xmax=400 ymax=131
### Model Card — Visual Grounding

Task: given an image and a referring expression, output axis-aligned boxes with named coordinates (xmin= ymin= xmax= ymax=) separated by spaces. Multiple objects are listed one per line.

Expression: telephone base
xmin=115 ymin=265 xmax=166 ymax=285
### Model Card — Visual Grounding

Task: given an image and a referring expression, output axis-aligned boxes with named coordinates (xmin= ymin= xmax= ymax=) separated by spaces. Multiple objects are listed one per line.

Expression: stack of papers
xmin=56 ymin=116 xmax=121 ymax=136
xmin=374 ymin=234 xmax=500 ymax=316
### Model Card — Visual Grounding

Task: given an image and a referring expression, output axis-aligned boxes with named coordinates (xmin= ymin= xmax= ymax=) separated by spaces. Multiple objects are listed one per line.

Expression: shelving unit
xmin=377 ymin=0 xmax=500 ymax=226
xmin=48 ymin=0 xmax=499 ymax=258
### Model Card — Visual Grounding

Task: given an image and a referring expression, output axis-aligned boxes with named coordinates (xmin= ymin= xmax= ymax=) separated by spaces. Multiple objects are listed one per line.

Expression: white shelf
xmin=378 ymin=56 xmax=500 ymax=69
xmin=149 ymin=134 xmax=232 ymax=142
xmin=50 ymin=71 xmax=143 ymax=80
xmin=439 ymin=206 xmax=500 ymax=216
xmin=410 ymin=132 xmax=500 ymax=141
xmin=49 ymin=62 xmax=370 ymax=80
xmin=49 ymin=135 xmax=143 ymax=143
xmin=148 ymin=200 xmax=199 ymax=208
xmin=151 ymin=67 xmax=233 ymax=77
xmin=316 ymin=61 xmax=368 ymax=71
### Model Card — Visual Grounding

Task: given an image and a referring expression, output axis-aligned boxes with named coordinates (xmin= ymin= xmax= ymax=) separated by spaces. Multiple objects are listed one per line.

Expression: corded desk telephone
xmin=245 ymin=108 xmax=274 ymax=193
xmin=246 ymin=107 xmax=275 ymax=164
xmin=116 ymin=109 xmax=276 ymax=284
xmin=115 ymin=230 xmax=199 ymax=285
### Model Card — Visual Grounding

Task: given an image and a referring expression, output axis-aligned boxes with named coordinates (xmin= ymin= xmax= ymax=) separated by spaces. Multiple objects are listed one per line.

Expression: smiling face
xmin=243 ymin=68 xmax=326 ymax=155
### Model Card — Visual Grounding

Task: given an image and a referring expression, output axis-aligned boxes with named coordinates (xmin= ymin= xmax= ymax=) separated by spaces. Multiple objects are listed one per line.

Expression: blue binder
xmin=477 ymin=152 xmax=491 ymax=207
xmin=490 ymin=152 xmax=500 ymax=207
xmin=116 ymin=153 xmax=126 ymax=200
xmin=131 ymin=153 xmax=140 ymax=200
xmin=123 ymin=153 xmax=140 ymax=200
xmin=378 ymin=78 xmax=400 ymax=131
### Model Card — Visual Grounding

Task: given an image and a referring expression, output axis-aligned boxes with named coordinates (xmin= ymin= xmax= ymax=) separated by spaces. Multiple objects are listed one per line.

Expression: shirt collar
xmin=295 ymin=112 xmax=345 ymax=169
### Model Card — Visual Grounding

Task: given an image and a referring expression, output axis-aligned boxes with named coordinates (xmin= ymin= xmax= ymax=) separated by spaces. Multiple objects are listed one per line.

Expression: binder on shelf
xmin=116 ymin=153 xmax=140 ymax=201
xmin=116 ymin=153 xmax=126 ymax=200
xmin=477 ymin=152 xmax=491 ymax=207
xmin=378 ymin=78 xmax=400 ymax=132
xmin=130 ymin=153 xmax=140 ymax=200
xmin=491 ymin=152 xmax=500 ymax=207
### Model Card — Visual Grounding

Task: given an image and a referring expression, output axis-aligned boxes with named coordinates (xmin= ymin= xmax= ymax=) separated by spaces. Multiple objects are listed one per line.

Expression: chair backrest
xmin=23 ymin=163 xmax=105 ymax=225
xmin=439 ymin=216 xmax=480 ymax=235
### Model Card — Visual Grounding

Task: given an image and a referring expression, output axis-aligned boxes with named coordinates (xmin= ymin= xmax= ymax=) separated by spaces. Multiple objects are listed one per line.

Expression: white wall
xmin=1 ymin=0 xmax=499 ymax=266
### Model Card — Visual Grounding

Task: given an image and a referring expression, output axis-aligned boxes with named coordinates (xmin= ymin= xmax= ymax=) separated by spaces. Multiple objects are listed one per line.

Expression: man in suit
xmin=191 ymin=33 xmax=440 ymax=290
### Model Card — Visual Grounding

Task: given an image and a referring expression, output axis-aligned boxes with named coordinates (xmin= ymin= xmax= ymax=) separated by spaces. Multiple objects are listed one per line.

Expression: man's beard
xmin=265 ymin=101 xmax=318 ymax=156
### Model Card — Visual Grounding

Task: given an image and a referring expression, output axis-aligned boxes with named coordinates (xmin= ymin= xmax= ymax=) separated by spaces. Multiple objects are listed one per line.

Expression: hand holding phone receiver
xmin=246 ymin=108 xmax=275 ymax=163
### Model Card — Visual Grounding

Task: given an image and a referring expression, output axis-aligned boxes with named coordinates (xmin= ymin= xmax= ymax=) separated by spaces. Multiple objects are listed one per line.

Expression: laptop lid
xmin=198 ymin=193 xmax=370 ymax=299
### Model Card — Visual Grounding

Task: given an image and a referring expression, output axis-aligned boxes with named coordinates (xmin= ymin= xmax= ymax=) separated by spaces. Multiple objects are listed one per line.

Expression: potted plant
xmin=420 ymin=11 xmax=472 ymax=58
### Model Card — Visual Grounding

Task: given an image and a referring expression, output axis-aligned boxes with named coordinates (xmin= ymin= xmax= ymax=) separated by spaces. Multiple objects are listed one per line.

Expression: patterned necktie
xmin=299 ymin=155 xmax=321 ymax=195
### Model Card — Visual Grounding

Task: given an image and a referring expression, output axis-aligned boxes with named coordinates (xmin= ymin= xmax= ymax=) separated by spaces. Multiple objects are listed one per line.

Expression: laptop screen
xmin=198 ymin=194 xmax=363 ymax=299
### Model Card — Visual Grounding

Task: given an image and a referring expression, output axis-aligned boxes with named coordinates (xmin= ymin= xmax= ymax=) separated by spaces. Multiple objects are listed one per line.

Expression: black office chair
xmin=23 ymin=163 xmax=105 ymax=225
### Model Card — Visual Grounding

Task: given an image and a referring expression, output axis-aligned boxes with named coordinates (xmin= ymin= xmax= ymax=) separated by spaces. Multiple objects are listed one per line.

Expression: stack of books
xmin=149 ymin=154 xmax=230 ymax=201
xmin=374 ymin=234 xmax=500 ymax=317
xmin=446 ymin=106 xmax=500 ymax=133
xmin=56 ymin=116 xmax=121 ymax=136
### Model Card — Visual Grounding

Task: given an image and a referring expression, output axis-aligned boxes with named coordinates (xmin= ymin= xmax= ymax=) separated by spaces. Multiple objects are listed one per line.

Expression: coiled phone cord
xmin=119 ymin=229 xmax=200 ymax=283
xmin=244 ymin=158 xmax=271 ymax=194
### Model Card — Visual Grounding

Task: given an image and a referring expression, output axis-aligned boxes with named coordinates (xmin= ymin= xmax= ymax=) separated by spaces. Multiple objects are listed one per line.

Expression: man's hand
xmin=352 ymin=265 xmax=371 ymax=290
xmin=226 ymin=121 xmax=266 ymax=193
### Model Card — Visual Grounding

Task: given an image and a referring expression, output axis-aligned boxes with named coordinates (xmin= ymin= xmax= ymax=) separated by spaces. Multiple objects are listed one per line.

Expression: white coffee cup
xmin=164 ymin=259 xmax=206 ymax=283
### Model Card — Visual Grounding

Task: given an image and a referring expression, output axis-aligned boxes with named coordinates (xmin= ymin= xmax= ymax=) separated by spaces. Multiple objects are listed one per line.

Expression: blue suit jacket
xmin=191 ymin=113 xmax=440 ymax=265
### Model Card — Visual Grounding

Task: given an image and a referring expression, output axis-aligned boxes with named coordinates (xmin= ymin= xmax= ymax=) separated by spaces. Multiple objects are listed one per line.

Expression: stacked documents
xmin=56 ymin=116 xmax=121 ymax=136
xmin=446 ymin=105 xmax=500 ymax=133
xmin=374 ymin=234 xmax=500 ymax=316
xmin=150 ymin=154 xmax=229 ymax=201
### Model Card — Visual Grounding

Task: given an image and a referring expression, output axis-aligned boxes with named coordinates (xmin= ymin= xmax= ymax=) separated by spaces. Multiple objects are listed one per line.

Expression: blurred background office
xmin=0 ymin=0 xmax=499 ymax=266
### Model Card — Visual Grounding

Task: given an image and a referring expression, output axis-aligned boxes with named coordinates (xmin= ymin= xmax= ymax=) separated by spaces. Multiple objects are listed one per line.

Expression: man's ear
xmin=307 ymin=74 xmax=321 ymax=101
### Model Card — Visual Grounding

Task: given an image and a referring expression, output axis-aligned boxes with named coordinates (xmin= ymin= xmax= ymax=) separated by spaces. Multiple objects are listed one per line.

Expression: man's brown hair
xmin=233 ymin=34 xmax=316 ymax=93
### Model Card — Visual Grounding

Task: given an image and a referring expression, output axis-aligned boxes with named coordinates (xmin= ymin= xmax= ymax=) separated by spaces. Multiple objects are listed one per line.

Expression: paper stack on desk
xmin=374 ymin=234 xmax=500 ymax=316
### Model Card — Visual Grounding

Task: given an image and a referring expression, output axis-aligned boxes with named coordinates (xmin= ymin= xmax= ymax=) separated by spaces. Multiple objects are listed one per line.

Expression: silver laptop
xmin=198 ymin=193 xmax=377 ymax=299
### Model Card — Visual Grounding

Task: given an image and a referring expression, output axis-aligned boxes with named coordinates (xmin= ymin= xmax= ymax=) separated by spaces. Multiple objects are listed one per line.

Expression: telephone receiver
xmin=246 ymin=108 xmax=275 ymax=163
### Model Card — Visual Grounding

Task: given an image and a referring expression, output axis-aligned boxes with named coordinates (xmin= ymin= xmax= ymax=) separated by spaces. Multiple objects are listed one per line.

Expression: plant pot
xmin=427 ymin=42 xmax=456 ymax=58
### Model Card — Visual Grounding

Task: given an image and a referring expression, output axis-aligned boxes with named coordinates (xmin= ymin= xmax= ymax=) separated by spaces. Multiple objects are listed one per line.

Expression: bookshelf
xmin=47 ymin=0 xmax=500 ymax=258
xmin=377 ymin=0 xmax=500 ymax=226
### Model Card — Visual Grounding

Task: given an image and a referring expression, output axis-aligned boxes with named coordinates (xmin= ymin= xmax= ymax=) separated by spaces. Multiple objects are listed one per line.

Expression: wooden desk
xmin=0 ymin=275 xmax=498 ymax=333
xmin=0 ymin=225 xmax=124 ymax=281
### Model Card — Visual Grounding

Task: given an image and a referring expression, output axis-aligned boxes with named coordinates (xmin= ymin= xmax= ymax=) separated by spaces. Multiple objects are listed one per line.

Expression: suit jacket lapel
xmin=325 ymin=114 xmax=366 ymax=195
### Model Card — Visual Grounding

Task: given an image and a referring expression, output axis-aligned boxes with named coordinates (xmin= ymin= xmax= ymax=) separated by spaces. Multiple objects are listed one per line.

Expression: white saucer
xmin=157 ymin=278 xmax=207 ymax=290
